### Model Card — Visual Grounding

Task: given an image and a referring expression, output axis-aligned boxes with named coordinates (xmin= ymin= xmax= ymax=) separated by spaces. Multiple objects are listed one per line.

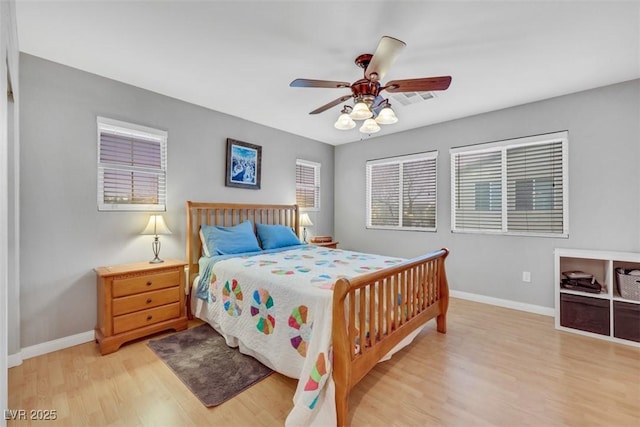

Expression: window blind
xmin=452 ymin=150 xmax=503 ymax=231
xmin=296 ymin=159 xmax=320 ymax=210
xmin=506 ymin=142 xmax=564 ymax=233
xmin=369 ymin=163 xmax=400 ymax=226
xmin=97 ymin=117 xmax=167 ymax=211
xmin=451 ymin=131 xmax=568 ymax=236
xmin=366 ymin=151 xmax=437 ymax=231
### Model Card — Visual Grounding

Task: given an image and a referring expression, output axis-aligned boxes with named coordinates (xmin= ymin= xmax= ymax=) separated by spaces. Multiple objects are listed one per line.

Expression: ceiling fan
xmin=290 ymin=36 xmax=452 ymax=133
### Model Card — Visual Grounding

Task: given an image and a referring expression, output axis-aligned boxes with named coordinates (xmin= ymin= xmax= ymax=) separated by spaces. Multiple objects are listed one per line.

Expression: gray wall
xmin=18 ymin=54 xmax=334 ymax=348
xmin=16 ymin=52 xmax=640 ymax=348
xmin=335 ymin=79 xmax=640 ymax=309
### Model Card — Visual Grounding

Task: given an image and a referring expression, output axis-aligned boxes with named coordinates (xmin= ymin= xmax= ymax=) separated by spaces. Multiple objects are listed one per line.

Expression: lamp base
xmin=149 ymin=236 xmax=164 ymax=264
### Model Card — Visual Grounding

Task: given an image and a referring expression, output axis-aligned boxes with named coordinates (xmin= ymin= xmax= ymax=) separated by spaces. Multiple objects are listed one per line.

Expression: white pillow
xmin=199 ymin=228 xmax=211 ymax=257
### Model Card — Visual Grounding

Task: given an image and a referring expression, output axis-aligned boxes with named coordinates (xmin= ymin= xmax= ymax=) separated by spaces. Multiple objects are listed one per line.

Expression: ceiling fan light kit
xmin=350 ymin=101 xmax=374 ymax=120
xmin=375 ymin=105 xmax=398 ymax=125
xmin=290 ymin=35 xmax=452 ymax=135
xmin=334 ymin=112 xmax=356 ymax=130
xmin=360 ymin=118 xmax=381 ymax=134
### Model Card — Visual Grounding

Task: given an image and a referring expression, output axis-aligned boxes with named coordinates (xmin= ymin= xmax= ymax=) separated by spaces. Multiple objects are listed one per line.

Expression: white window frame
xmin=296 ymin=159 xmax=321 ymax=211
xmin=366 ymin=151 xmax=438 ymax=232
xmin=97 ymin=116 xmax=168 ymax=212
xmin=450 ymin=131 xmax=569 ymax=237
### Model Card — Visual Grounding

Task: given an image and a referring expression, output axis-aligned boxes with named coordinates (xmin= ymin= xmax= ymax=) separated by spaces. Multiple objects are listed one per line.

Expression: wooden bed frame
xmin=186 ymin=201 xmax=450 ymax=426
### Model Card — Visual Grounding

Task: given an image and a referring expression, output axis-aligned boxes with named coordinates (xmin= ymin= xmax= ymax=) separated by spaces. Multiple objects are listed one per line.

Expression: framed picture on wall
xmin=225 ymin=138 xmax=262 ymax=189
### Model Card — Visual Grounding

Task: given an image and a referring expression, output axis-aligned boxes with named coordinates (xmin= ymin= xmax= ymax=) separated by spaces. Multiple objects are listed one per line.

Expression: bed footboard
xmin=331 ymin=248 xmax=449 ymax=427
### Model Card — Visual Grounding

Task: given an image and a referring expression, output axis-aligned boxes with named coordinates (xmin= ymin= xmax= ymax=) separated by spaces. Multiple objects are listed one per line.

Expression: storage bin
xmin=613 ymin=301 xmax=640 ymax=342
xmin=560 ymin=293 xmax=610 ymax=336
xmin=615 ymin=268 xmax=640 ymax=301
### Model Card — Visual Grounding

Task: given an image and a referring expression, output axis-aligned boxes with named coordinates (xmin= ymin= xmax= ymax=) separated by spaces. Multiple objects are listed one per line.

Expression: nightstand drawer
xmin=113 ymin=302 xmax=180 ymax=334
xmin=112 ymin=270 xmax=180 ymax=297
xmin=112 ymin=287 xmax=180 ymax=316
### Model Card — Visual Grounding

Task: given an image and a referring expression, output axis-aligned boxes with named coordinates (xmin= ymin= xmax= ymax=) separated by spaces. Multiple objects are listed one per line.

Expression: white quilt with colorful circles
xmin=193 ymin=245 xmax=404 ymax=426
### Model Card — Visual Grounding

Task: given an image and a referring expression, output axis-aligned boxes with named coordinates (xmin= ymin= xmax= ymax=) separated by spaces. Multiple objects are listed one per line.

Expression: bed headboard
xmin=185 ymin=201 xmax=300 ymax=285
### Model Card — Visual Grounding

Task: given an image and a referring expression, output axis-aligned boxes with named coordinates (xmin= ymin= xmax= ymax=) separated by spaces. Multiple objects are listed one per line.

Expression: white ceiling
xmin=15 ymin=0 xmax=640 ymax=145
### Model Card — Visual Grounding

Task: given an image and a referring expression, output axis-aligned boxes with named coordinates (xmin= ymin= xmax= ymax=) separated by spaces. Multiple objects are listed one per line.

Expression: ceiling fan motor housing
xmin=351 ymin=79 xmax=381 ymax=104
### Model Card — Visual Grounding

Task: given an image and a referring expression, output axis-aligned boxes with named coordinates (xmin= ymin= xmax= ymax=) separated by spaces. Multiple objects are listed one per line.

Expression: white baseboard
xmin=7 ymin=330 xmax=94 ymax=368
xmin=7 ymin=292 xmax=552 ymax=369
xmin=450 ymin=290 xmax=555 ymax=317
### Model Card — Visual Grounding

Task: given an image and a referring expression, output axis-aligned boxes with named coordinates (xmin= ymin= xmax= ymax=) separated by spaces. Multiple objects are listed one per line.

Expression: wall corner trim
xmin=7 ymin=353 xmax=22 ymax=368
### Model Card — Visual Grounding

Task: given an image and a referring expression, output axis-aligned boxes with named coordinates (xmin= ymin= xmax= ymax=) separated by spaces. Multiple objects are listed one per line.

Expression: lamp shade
xmin=334 ymin=113 xmax=356 ymax=130
xmin=359 ymin=118 xmax=381 ymax=134
xmin=375 ymin=106 xmax=398 ymax=124
xmin=349 ymin=101 xmax=373 ymax=120
xmin=141 ymin=215 xmax=172 ymax=236
xmin=299 ymin=213 xmax=313 ymax=227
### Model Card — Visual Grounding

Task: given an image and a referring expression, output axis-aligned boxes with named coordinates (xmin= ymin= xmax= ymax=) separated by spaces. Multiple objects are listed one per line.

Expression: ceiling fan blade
xmin=384 ymin=76 xmax=452 ymax=93
xmin=309 ymin=95 xmax=353 ymax=114
xmin=290 ymin=78 xmax=351 ymax=89
xmin=365 ymin=36 xmax=406 ymax=81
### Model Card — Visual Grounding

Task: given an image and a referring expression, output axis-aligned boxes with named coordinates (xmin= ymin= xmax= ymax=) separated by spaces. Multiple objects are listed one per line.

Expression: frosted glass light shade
xmin=141 ymin=215 xmax=172 ymax=236
xmin=359 ymin=118 xmax=381 ymax=134
xmin=334 ymin=113 xmax=356 ymax=130
xmin=349 ymin=102 xmax=373 ymax=120
xmin=375 ymin=106 xmax=398 ymax=124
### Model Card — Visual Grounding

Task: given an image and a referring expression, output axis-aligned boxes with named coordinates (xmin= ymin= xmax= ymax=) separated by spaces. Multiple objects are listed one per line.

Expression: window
xmin=97 ymin=117 xmax=167 ymax=211
xmin=296 ymin=159 xmax=320 ymax=210
xmin=451 ymin=131 xmax=568 ymax=236
xmin=475 ymin=181 xmax=501 ymax=212
xmin=366 ymin=151 xmax=437 ymax=231
xmin=514 ymin=177 xmax=553 ymax=211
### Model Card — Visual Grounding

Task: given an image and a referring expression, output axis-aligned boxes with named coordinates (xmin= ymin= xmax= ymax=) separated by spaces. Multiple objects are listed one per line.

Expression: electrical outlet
xmin=522 ymin=271 xmax=531 ymax=282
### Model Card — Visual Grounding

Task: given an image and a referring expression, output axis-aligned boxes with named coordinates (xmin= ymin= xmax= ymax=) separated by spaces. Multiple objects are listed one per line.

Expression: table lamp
xmin=141 ymin=214 xmax=172 ymax=263
xmin=299 ymin=213 xmax=313 ymax=243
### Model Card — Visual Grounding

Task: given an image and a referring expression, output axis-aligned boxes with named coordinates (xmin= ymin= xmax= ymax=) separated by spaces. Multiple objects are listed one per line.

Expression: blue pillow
xmin=201 ymin=221 xmax=261 ymax=256
xmin=256 ymin=223 xmax=302 ymax=250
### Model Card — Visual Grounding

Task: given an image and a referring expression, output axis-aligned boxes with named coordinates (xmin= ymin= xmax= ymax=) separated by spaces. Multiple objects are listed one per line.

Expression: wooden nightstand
xmin=311 ymin=241 xmax=339 ymax=249
xmin=94 ymin=259 xmax=188 ymax=355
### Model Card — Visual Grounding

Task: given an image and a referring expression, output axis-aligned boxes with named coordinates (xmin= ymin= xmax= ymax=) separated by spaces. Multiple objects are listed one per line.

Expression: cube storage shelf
xmin=555 ymin=248 xmax=640 ymax=347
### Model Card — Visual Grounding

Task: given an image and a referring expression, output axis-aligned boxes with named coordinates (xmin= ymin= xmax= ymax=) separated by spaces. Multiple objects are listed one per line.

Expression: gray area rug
xmin=148 ymin=323 xmax=273 ymax=407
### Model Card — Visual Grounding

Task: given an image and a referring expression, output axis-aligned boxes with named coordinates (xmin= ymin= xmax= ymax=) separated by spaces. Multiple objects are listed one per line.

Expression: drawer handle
xmin=146 ymin=298 xmax=152 ymax=304
xmin=147 ymin=315 xmax=153 ymax=321
xmin=146 ymin=281 xmax=153 ymax=286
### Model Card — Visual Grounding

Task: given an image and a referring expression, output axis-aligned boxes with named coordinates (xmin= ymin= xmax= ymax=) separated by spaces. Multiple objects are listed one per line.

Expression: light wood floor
xmin=8 ymin=298 xmax=640 ymax=426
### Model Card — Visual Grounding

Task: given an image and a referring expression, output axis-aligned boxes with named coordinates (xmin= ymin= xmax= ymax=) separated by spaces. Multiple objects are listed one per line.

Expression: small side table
xmin=94 ymin=259 xmax=188 ymax=355
xmin=311 ymin=241 xmax=339 ymax=249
